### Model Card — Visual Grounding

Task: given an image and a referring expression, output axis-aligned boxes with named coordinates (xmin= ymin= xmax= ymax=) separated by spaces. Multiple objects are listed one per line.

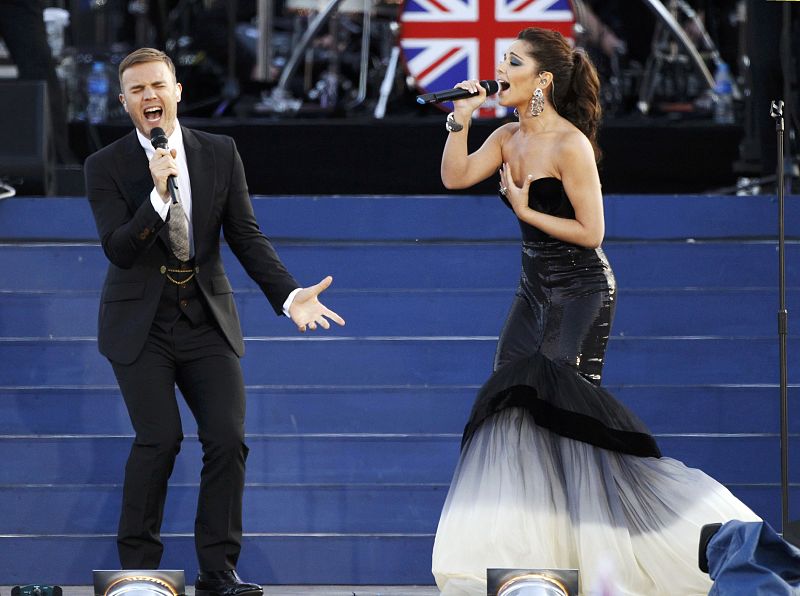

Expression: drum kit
xmin=249 ymin=0 xmax=742 ymax=119
xmin=151 ymin=0 xmax=741 ymax=119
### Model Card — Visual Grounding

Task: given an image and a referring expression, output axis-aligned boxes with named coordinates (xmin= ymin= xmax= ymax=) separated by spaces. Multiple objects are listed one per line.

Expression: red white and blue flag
xmin=400 ymin=0 xmax=575 ymax=116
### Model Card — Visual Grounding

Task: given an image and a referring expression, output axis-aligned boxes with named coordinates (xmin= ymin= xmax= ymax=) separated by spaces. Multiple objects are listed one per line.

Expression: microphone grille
xmin=150 ymin=127 xmax=168 ymax=148
xmin=482 ymin=80 xmax=500 ymax=95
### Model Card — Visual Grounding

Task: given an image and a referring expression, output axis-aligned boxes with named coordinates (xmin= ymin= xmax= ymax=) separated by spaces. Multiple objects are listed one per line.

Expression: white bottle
xmin=86 ymin=61 xmax=109 ymax=124
xmin=713 ymin=62 xmax=734 ymax=125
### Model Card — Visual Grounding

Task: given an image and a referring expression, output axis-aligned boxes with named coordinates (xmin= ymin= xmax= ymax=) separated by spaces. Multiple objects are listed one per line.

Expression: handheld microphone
xmin=149 ymin=127 xmax=179 ymax=204
xmin=416 ymin=80 xmax=500 ymax=105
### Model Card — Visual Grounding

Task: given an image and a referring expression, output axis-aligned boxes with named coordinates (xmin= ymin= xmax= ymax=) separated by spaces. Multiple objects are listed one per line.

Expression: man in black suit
xmin=84 ymin=47 xmax=344 ymax=596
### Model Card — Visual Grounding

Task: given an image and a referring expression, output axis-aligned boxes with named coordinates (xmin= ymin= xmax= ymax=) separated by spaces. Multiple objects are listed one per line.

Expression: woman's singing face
xmin=496 ymin=40 xmax=541 ymax=109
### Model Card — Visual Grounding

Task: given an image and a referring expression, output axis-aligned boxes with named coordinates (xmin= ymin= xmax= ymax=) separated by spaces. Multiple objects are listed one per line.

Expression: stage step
xmin=0 ymin=336 xmax=798 ymax=386
xmin=0 ymin=535 xmax=436 ymax=586
xmin=0 ymin=434 xmax=796 ymax=487
xmin=0 ymin=483 xmax=797 ymax=537
xmin=0 ymin=385 xmax=796 ymax=436
xmin=0 ymin=194 xmax=798 ymax=585
xmin=2 ymin=242 xmax=799 ymax=292
xmin=2 ymin=288 xmax=799 ymax=338
xmin=1 ymin=195 xmax=798 ymax=242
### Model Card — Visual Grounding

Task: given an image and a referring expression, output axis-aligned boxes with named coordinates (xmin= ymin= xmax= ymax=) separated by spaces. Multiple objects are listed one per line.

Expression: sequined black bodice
xmin=499 ymin=177 xmax=576 ymax=242
xmin=460 ymin=175 xmax=653 ymax=457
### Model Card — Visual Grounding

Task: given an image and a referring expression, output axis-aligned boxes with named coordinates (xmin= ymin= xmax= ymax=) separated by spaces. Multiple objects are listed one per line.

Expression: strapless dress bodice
xmin=500 ymin=177 xmax=575 ymax=243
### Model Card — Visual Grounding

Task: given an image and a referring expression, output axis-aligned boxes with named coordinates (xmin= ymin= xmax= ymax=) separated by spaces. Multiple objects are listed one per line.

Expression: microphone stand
xmin=771 ymin=99 xmax=798 ymax=546
xmin=773 ymin=2 xmax=800 ymax=547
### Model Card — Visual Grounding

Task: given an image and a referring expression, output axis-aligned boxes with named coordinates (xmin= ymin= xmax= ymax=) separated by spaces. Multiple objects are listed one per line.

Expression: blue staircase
xmin=0 ymin=194 xmax=798 ymax=585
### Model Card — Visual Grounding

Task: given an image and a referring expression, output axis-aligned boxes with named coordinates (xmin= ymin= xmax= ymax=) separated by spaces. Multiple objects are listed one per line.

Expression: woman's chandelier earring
xmin=529 ymin=87 xmax=545 ymax=117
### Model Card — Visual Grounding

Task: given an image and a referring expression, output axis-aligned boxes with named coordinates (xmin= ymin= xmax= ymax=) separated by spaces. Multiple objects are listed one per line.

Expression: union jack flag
xmin=400 ymin=0 xmax=575 ymax=116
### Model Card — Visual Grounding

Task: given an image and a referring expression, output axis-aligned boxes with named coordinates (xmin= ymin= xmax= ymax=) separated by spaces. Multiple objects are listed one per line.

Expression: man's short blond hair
xmin=118 ymin=48 xmax=177 ymax=89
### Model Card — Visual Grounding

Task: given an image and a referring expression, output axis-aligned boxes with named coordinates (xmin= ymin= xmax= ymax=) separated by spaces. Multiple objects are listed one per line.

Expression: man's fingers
xmin=324 ymin=307 xmax=345 ymax=326
xmin=312 ymin=275 xmax=333 ymax=294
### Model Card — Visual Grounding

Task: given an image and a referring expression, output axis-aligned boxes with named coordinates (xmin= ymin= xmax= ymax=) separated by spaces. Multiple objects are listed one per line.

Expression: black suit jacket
xmin=85 ymin=126 xmax=299 ymax=365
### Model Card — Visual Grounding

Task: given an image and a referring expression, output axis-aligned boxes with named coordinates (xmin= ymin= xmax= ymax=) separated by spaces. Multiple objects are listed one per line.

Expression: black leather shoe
xmin=195 ymin=570 xmax=263 ymax=596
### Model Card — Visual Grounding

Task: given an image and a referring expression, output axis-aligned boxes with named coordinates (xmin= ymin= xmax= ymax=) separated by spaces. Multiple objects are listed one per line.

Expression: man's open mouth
xmin=144 ymin=107 xmax=163 ymax=121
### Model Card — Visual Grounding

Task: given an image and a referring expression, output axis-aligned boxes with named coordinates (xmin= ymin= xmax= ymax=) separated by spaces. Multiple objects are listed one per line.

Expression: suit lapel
xmin=113 ymin=130 xmax=153 ymax=214
xmin=182 ymin=126 xmax=215 ymax=257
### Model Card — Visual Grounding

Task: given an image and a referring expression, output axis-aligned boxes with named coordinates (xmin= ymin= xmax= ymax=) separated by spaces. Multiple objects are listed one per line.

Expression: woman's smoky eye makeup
xmin=507 ymin=53 xmax=523 ymax=66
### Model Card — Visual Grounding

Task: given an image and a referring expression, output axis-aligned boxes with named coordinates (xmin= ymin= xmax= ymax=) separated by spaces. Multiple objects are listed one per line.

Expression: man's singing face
xmin=119 ymin=60 xmax=182 ymax=138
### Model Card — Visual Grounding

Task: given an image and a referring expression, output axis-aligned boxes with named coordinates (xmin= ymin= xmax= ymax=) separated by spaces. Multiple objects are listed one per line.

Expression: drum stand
xmin=254 ymin=0 xmax=372 ymax=114
xmin=636 ymin=0 xmax=720 ymax=115
xmin=374 ymin=43 xmax=400 ymax=119
xmin=212 ymin=0 xmax=242 ymax=117
xmin=571 ymin=0 xmax=626 ymax=115
xmin=730 ymin=1 xmax=799 ymax=195
xmin=344 ymin=0 xmax=372 ymax=110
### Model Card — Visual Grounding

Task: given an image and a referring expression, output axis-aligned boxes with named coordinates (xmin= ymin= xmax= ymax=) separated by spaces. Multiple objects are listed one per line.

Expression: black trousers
xmin=111 ymin=313 xmax=248 ymax=571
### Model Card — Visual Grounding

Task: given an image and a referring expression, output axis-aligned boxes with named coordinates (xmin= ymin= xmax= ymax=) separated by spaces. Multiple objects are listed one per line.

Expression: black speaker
xmin=0 ymin=80 xmax=55 ymax=195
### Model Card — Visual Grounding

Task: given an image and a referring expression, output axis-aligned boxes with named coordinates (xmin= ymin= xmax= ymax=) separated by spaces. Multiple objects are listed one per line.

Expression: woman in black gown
xmin=431 ymin=27 xmax=758 ymax=595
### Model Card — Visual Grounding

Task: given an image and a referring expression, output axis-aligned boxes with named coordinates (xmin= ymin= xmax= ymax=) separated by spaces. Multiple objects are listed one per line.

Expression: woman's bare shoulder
xmin=554 ymin=125 xmax=593 ymax=159
xmin=490 ymin=121 xmax=519 ymax=140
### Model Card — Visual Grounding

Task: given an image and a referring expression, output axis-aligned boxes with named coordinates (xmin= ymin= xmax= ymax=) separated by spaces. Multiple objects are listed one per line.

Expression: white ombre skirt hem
xmin=432 ymin=408 xmax=760 ymax=596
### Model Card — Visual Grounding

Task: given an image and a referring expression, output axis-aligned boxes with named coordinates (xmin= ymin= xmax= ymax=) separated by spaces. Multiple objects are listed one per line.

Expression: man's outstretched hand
xmin=288 ymin=275 xmax=346 ymax=332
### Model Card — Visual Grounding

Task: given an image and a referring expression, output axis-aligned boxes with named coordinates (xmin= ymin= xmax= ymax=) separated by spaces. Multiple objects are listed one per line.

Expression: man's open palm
xmin=288 ymin=275 xmax=346 ymax=332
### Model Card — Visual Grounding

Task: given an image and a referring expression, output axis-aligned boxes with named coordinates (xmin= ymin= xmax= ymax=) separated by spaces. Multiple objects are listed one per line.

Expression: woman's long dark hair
xmin=517 ymin=27 xmax=602 ymax=160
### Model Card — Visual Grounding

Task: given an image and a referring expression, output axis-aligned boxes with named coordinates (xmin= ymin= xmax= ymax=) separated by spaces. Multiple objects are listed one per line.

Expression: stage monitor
xmin=487 ymin=568 xmax=579 ymax=596
xmin=0 ymin=80 xmax=54 ymax=195
xmin=93 ymin=570 xmax=185 ymax=596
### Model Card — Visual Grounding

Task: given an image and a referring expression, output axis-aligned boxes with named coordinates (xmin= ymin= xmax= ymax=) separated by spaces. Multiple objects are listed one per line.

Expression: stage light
xmin=487 ymin=568 xmax=579 ymax=596
xmin=93 ymin=570 xmax=186 ymax=596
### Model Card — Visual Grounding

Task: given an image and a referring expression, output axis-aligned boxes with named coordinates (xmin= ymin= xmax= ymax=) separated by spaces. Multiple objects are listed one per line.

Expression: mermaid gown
xmin=431 ymin=178 xmax=759 ymax=595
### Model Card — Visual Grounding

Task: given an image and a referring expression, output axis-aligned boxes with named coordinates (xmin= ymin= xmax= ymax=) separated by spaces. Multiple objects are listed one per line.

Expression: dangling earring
xmin=529 ymin=87 xmax=545 ymax=117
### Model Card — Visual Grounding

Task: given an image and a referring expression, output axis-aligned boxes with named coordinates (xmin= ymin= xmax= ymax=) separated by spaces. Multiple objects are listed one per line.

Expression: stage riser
xmin=2 ymin=194 xmax=799 ymax=585
xmin=0 ymin=435 xmax=795 ymax=487
xmin=0 ymin=386 xmax=797 ymax=436
xmin=2 ymin=243 xmax=800 ymax=292
xmin=1 ymin=196 xmax=798 ymax=242
xmin=2 ymin=289 xmax=799 ymax=338
xmin=0 ymin=485 xmax=794 ymax=536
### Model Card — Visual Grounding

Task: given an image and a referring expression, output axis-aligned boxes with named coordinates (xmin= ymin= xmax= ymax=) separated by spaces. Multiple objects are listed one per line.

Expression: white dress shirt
xmin=136 ymin=121 xmax=299 ymax=316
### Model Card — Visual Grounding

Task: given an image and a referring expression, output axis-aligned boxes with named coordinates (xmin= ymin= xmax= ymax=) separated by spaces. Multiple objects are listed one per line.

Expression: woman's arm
xmin=440 ymin=82 xmax=509 ymax=190
xmin=500 ymin=131 xmax=604 ymax=248
xmin=441 ymin=121 xmax=509 ymax=190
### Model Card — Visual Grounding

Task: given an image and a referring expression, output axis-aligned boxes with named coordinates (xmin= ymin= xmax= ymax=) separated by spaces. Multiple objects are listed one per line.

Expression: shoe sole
xmin=195 ymin=589 xmax=263 ymax=596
